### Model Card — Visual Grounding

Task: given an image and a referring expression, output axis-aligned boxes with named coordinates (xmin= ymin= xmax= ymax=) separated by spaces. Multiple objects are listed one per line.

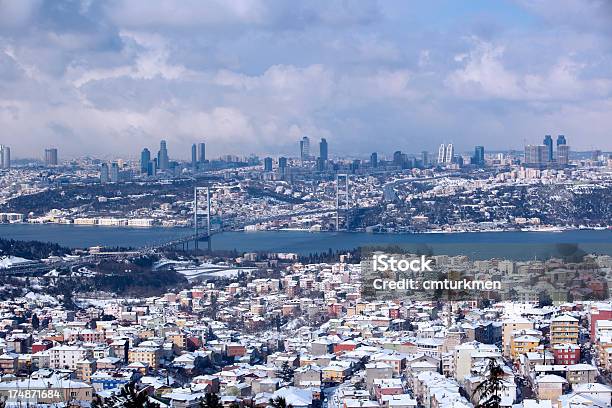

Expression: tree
xmin=269 ymin=397 xmax=293 ymax=408
xmin=277 ymin=361 xmax=295 ymax=383
xmin=92 ymin=382 xmax=160 ymax=408
xmin=31 ymin=313 xmax=40 ymax=330
xmin=538 ymin=291 xmax=553 ymax=308
xmin=200 ymin=392 xmax=223 ymax=408
xmin=473 ymin=358 xmax=505 ymax=408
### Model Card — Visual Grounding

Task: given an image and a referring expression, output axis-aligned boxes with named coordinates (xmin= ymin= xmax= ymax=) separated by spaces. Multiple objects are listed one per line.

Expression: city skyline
xmin=0 ymin=1 xmax=612 ymax=158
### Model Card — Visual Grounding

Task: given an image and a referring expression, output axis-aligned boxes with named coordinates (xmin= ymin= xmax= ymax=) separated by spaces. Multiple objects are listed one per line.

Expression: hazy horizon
xmin=1 ymin=0 xmax=612 ymax=158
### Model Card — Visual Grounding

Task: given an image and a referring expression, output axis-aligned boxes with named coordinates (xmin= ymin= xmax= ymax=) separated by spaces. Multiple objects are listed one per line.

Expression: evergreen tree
xmin=31 ymin=313 xmax=40 ymax=330
xmin=269 ymin=397 xmax=293 ymax=408
xmin=473 ymin=358 xmax=505 ymax=408
xmin=200 ymin=392 xmax=223 ymax=408
xmin=277 ymin=361 xmax=295 ymax=383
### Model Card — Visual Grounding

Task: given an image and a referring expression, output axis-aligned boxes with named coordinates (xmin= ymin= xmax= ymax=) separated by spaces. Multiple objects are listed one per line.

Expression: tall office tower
xmin=592 ymin=150 xmax=602 ymax=161
xmin=319 ymin=138 xmax=328 ymax=161
xmin=299 ymin=136 xmax=310 ymax=161
xmin=557 ymin=135 xmax=567 ymax=146
xmin=100 ymin=163 xmax=109 ymax=183
xmin=524 ymin=145 xmax=547 ymax=166
xmin=278 ymin=156 xmax=287 ymax=177
xmin=263 ymin=157 xmax=273 ymax=171
xmin=110 ymin=162 xmax=120 ymax=183
xmin=140 ymin=148 xmax=151 ymax=174
xmin=438 ymin=144 xmax=446 ymax=163
xmin=557 ymin=144 xmax=570 ymax=166
xmin=370 ymin=152 xmax=378 ymax=168
xmin=45 ymin=148 xmax=58 ymax=166
xmin=393 ymin=150 xmax=403 ymax=167
xmin=473 ymin=146 xmax=485 ymax=166
xmin=0 ymin=145 xmax=10 ymax=169
xmin=191 ymin=144 xmax=197 ymax=168
xmin=158 ymin=140 xmax=169 ymax=170
xmin=198 ymin=142 xmax=206 ymax=163
xmin=543 ymin=135 xmax=553 ymax=162
xmin=421 ymin=151 xmax=429 ymax=167
xmin=444 ymin=143 xmax=454 ymax=163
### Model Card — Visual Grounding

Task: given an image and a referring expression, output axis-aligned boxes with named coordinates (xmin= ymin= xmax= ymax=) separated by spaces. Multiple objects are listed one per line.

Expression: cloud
xmin=446 ymin=38 xmax=612 ymax=102
xmin=0 ymin=0 xmax=611 ymax=159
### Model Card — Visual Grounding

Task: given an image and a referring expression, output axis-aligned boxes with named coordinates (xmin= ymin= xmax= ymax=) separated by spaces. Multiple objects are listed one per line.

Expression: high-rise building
xmin=592 ymin=150 xmax=602 ymax=161
xmin=140 ymin=148 xmax=151 ymax=174
xmin=370 ymin=152 xmax=378 ymax=168
xmin=299 ymin=136 xmax=310 ymax=161
xmin=557 ymin=135 xmax=567 ymax=146
xmin=110 ymin=162 xmax=120 ymax=183
xmin=421 ymin=151 xmax=429 ymax=167
xmin=473 ymin=146 xmax=485 ymax=166
xmin=393 ymin=151 xmax=403 ymax=167
xmin=0 ymin=145 xmax=10 ymax=169
xmin=45 ymin=148 xmax=58 ymax=166
xmin=157 ymin=140 xmax=169 ymax=170
xmin=278 ymin=157 xmax=287 ymax=177
xmin=319 ymin=138 xmax=328 ymax=162
xmin=191 ymin=144 xmax=197 ymax=168
xmin=263 ymin=157 xmax=273 ymax=172
xmin=198 ymin=142 xmax=206 ymax=163
xmin=524 ymin=145 xmax=547 ymax=166
xmin=543 ymin=135 xmax=553 ymax=162
xmin=100 ymin=163 xmax=109 ymax=183
xmin=444 ymin=143 xmax=454 ymax=163
xmin=557 ymin=144 xmax=570 ymax=166
xmin=438 ymin=144 xmax=446 ymax=164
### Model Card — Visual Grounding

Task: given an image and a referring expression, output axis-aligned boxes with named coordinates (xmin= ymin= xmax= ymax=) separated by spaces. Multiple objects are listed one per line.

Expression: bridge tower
xmin=194 ymin=186 xmax=211 ymax=251
xmin=336 ymin=174 xmax=350 ymax=231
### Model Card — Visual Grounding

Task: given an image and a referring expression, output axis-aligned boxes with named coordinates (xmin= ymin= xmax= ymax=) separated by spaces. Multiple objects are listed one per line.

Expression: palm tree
xmin=269 ymin=396 xmax=293 ymax=408
xmin=473 ymin=358 xmax=505 ymax=408
xmin=201 ymin=392 xmax=223 ymax=408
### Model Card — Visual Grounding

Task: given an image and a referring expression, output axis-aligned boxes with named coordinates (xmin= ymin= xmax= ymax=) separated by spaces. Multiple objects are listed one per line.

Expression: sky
xmin=0 ymin=0 xmax=611 ymax=159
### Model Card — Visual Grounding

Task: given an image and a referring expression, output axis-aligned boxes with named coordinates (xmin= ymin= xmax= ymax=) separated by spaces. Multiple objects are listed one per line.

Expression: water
xmin=0 ymin=223 xmax=610 ymax=259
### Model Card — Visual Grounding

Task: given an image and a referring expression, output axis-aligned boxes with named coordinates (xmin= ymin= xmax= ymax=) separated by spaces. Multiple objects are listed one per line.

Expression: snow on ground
xmin=0 ymin=256 xmax=32 ymax=269
xmin=24 ymin=292 xmax=59 ymax=306
xmin=174 ymin=264 xmax=256 ymax=281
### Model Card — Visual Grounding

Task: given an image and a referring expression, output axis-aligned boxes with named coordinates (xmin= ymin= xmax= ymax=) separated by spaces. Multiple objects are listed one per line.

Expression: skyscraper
xmin=557 ymin=135 xmax=568 ymax=165
xmin=157 ymin=140 xmax=169 ymax=170
xmin=100 ymin=163 xmax=109 ymax=183
xmin=45 ymin=148 xmax=58 ymax=166
xmin=473 ymin=146 xmax=485 ymax=166
xmin=393 ymin=151 xmax=403 ymax=167
xmin=438 ymin=144 xmax=446 ymax=164
xmin=524 ymin=145 xmax=547 ymax=167
xmin=421 ymin=151 xmax=429 ymax=167
xmin=263 ymin=157 xmax=273 ymax=172
xmin=0 ymin=145 xmax=10 ymax=169
xmin=319 ymin=138 xmax=328 ymax=161
xmin=140 ymin=148 xmax=151 ymax=174
xmin=110 ymin=162 xmax=120 ymax=183
xmin=557 ymin=135 xmax=567 ymax=146
xmin=278 ymin=157 xmax=287 ymax=177
xmin=198 ymin=142 xmax=206 ymax=163
xmin=444 ymin=143 xmax=454 ymax=163
xmin=191 ymin=144 xmax=197 ymax=169
xmin=543 ymin=135 xmax=553 ymax=162
xmin=557 ymin=144 xmax=570 ymax=166
xmin=299 ymin=136 xmax=310 ymax=161
xmin=370 ymin=152 xmax=378 ymax=168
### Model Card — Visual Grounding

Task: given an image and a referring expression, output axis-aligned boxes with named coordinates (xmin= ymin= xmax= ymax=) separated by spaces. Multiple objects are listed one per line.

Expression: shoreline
xmin=0 ymin=222 xmax=610 ymax=235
